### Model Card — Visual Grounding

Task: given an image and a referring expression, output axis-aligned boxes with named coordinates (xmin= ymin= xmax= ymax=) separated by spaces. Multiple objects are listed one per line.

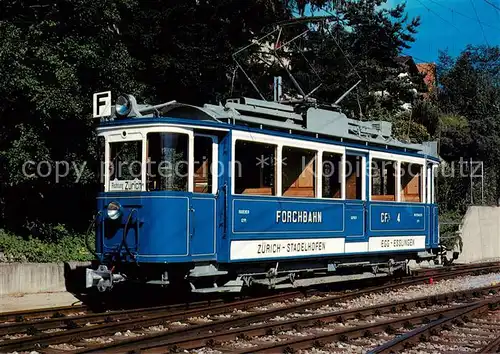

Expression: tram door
xmin=189 ymin=134 xmax=218 ymax=256
xmin=344 ymin=151 xmax=369 ymax=244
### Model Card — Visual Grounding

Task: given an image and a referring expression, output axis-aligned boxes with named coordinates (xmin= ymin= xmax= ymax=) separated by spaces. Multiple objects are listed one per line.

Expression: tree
xmin=0 ymin=0 xmax=144 ymax=235
xmin=436 ymin=45 xmax=500 ymax=210
xmin=121 ymin=0 xmax=292 ymax=105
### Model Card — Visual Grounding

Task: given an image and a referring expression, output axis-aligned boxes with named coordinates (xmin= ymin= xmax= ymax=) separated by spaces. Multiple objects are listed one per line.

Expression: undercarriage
xmin=86 ymin=250 xmax=443 ymax=293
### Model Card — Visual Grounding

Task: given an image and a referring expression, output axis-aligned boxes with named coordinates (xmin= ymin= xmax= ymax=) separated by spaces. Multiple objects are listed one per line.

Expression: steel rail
xmin=0 ymin=290 xmax=307 ymax=352
xmin=479 ymin=334 xmax=500 ymax=353
xmin=366 ymin=303 xmax=498 ymax=353
xmin=102 ymin=284 xmax=500 ymax=353
xmin=109 ymin=285 xmax=500 ymax=353
xmin=74 ymin=283 xmax=500 ymax=353
xmin=411 ymin=261 xmax=500 ymax=277
xmin=0 ymin=297 xmax=227 ymax=336
xmin=237 ymin=298 xmax=499 ymax=353
xmin=0 ymin=260 xmax=494 ymax=324
xmin=70 ymin=275 xmax=447 ymax=353
xmin=0 ymin=304 xmax=88 ymax=323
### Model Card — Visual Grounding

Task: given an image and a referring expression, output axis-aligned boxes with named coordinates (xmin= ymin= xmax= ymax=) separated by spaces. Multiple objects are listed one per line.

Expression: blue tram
xmin=86 ymin=93 xmax=441 ymax=292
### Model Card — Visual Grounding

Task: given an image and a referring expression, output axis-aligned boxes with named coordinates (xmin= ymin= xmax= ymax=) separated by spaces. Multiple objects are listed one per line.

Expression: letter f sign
xmin=93 ymin=91 xmax=111 ymax=118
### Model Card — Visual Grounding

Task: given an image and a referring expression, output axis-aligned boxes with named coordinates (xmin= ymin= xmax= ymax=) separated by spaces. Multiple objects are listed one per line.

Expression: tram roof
xmin=99 ymin=96 xmax=439 ymax=160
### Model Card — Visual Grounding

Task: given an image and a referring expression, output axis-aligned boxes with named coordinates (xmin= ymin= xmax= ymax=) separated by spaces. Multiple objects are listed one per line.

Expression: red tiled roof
xmin=416 ymin=63 xmax=437 ymax=91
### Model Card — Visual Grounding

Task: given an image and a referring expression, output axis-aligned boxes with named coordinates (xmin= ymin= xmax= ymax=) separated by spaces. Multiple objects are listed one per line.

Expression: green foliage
xmin=391 ymin=117 xmax=430 ymax=144
xmin=437 ymin=114 xmax=471 ymax=162
xmin=437 ymin=46 xmax=500 ymax=163
xmin=0 ymin=0 xmax=145 ymax=233
xmin=124 ymin=0 xmax=291 ymax=105
xmin=435 ymin=45 xmax=500 ymax=214
xmin=410 ymin=99 xmax=440 ymax=136
xmin=364 ymin=103 xmax=430 ymax=144
xmin=438 ymin=210 xmax=463 ymax=252
xmin=0 ymin=228 xmax=93 ymax=263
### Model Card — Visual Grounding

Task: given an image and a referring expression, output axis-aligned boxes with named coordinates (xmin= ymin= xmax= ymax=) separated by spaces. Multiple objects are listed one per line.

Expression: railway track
xmin=0 ymin=290 xmax=315 ymax=352
xmin=143 ymin=284 xmax=500 ymax=354
xmin=0 ymin=292 xmax=235 ymax=326
xmin=411 ymin=260 xmax=500 ymax=277
xmin=1 ymin=261 xmax=499 ymax=353
xmin=0 ymin=304 xmax=89 ymax=324
xmin=0 ymin=297 xmax=234 ymax=337
xmin=367 ymin=304 xmax=500 ymax=353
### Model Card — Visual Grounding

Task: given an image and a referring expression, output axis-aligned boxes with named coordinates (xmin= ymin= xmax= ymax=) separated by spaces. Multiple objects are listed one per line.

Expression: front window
xmin=147 ymin=132 xmax=189 ymax=191
xmin=109 ymin=140 xmax=143 ymax=191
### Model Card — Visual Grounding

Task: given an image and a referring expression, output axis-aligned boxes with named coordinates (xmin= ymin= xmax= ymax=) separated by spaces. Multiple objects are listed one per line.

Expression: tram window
xmin=401 ymin=163 xmax=422 ymax=202
xmin=109 ymin=140 xmax=142 ymax=182
xmin=146 ymin=132 xmax=188 ymax=192
xmin=322 ymin=152 xmax=342 ymax=198
xmin=345 ymin=155 xmax=362 ymax=200
xmin=234 ymin=140 xmax=276 ymax=195
xmin=194 ymin=136 xmax=213 ymax=194
xmin=371 ymin=158 xmax=396 ymax=201
xmin=282 ymin=146 xmax=316 ymax=198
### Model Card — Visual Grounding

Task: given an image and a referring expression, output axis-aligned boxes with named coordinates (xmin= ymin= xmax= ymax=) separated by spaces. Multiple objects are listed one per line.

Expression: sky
xmin=381 ymin=0 xmax=500 ymax=63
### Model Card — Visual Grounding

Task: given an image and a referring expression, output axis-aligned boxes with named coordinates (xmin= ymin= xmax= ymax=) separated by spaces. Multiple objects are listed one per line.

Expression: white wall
xmin=458 ymin=206 xmax=500 ymax=263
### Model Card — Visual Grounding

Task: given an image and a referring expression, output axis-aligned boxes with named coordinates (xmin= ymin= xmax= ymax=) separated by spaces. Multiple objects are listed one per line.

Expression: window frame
xmin=193 ymin=133 xmax=218 ymax=195
xmin=344 ymin=151 xmax=367 ymax=201
xmin=320 ymin=150 xmax=345 ymax=200
xmin=106 ymin=131 xmax=144 ymax=193
xmin=281 ymin=144 xmax=318 ymax=199
xmin=431 ymin=162 xmax=439 ymax=204
xmin=370 ymin=157 xmax=398 ymax=202
xmin=97 ymin=135 xmax=106 ymax=192
xmin=233 ymin=138 xmax=278 ymax=196
xmin=100 ymin=127 xmax=433 ymax=202
xmin=400 ymin=162 xmax=424 ymax=203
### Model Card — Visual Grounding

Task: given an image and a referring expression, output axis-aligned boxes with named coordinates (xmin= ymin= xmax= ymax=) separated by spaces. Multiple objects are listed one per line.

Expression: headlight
xmin=107 ymin=201 xmax=122 ymax=220
xmin=115 ymin=95 xmax=131 ymax=117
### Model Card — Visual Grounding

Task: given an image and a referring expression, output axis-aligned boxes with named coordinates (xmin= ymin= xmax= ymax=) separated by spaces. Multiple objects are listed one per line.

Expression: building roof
xmin=416 ymin=63 xmax=437 ymax=91
xmin=395 ymin=55 xmax=413 ymax=65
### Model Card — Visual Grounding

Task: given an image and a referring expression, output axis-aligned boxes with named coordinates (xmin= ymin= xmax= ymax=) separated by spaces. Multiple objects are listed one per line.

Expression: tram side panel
xmin=366 ymin=202 xmax=430 ymax=255
xmin=225 ymin=197 xmax=435 ymax=265
xmin=227 ymin=196 xmax=346 ymax=263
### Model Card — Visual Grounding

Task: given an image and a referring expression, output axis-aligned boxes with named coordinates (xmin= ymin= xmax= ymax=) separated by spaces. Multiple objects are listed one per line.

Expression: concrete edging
xmin=0 ymin=261 xmax=91 ymax=296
